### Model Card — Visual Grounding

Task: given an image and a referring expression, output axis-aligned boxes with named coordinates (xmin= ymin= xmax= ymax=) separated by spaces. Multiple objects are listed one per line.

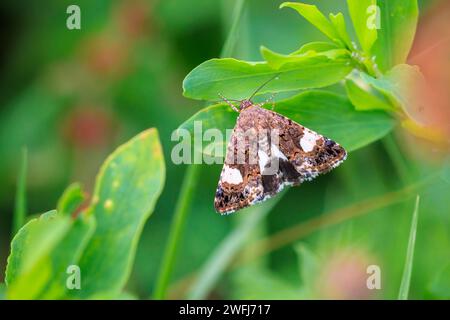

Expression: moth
xmin=214 ymin=77 xmax=347 ymax=215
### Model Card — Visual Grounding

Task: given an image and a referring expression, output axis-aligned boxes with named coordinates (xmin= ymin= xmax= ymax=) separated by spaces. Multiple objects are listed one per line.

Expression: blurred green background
xmin=1 ymin=0 xmax=449 ymax=299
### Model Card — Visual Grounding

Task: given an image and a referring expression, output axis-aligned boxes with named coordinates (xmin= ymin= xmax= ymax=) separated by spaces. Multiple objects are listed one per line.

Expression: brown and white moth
xmin=214 ymin=78 xmax=347 ymax=215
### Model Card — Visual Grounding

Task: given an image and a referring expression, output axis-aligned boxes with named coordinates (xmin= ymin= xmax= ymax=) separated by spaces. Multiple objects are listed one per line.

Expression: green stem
xmin=153 ymin=0 xmax=247 ymax=300
xmin=153 ymin=164 xmax=201 ymax=299
xmin=398 ymin=195 xmax=420 ymax=300
xmin=13 ymin=148 xmax=28 ymax=236
xmin=221 ymin=0 xmax=246 ymax=58
xmin=187 ymin=190 xmax=285 ymax=299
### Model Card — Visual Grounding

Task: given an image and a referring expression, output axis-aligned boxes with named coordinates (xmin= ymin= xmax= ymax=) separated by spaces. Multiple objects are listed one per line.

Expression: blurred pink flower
xmin=114 ymin=0 xmax=153 ymax=39
xmin=61 ymin=106 xmax=116 ymax=149
xmin=315 ymin=248 xmax=378 ymax=300
xmin=82 ymin=36 xmax=128 ymax=77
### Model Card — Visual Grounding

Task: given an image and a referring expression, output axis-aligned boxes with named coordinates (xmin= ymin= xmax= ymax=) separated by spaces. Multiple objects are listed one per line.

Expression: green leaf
xmin=56 ymin=183 xmax=86 ymax=216
xmin=73 ymin=128 xmax=165 ymax=298
xmin=398 ymin=195 xmax=420 ymax=300
xmin=261 ymin=46 xmax=350 ymax=69
xmin=177 ymin=103 xmax=235 ymax=158
xmin=6 ymin=210 xmax=64 ymax=284
xmin=37 ymin=214 xmax=96 ymax=299
xmin=360 ymin=73 xmax=397 ymax=102
xmin=5 ymin=204 xmax=95 ymax=300
xmin=328 ymin=13 xmax=353 ymax=48
xmin=5 ymin=210 xmax=73 ymax=299
xmin=179 ymin=91 xmax=396 ymax=154
xmin=291 ymin=41 xmax=340 ymax=55
xmin=4 ymin=128 xmax=165 ymax=299
xmin=347 ymin=0 xmax=378 ymax=53
xmin=183 ymin=57 xmax=353 ymax=101
xmin=275 ymin=92 xmax=396 ymax=152
xmin=261 ymin=46 xmax=310 ymax=69
xmin=345 ymin=72 xmax=394 ymax=111
xmin=280 ymin=2 xmax=340 ymax=44
xmin=371 ymin=0 xmax=418 ymax=72
xmin=360 ymin=64 xmax=425 ymax=117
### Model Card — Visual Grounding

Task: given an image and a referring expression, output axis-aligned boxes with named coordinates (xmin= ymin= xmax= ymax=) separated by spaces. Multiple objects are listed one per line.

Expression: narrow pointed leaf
xmin=280 ymin=2 xmax=340 ymax=44
xmin=371 ymin=0 xmax=418 ymax=71
xmin=398 ymin=195 xmax=420 ymax=300
xmin=347 ymin=0 xmax=378 ymax=53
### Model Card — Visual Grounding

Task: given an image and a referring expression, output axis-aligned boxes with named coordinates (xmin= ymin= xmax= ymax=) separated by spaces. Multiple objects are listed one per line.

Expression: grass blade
xmin=221 ymin=0 xmax=246 ymax=58
xmin=153 ymin=164 xmax=201 ymax=299
xmin=398 ymin=195 xmax=420 ymax=300
xmin=154 ymin=0 xmax=247 ymax=300
xmin=13 ymin=148 xmax=28 ymax=236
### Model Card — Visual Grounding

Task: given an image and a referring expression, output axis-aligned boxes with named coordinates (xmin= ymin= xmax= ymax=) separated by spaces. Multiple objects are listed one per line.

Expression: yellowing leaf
xmin=401 ymin=119 xmax=449 ymax=146
xmin=72 ymin=128 xmax=165 ymax=298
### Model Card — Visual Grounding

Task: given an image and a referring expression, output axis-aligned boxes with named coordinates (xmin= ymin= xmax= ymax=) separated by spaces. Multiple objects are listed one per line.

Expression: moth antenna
xmin=218 ymin=93 xmax=240 ymax=113
xmin=247 ymin=73 xmax=280 ymax=101
xmin=208 ymin=99 xmax=241 ymax=104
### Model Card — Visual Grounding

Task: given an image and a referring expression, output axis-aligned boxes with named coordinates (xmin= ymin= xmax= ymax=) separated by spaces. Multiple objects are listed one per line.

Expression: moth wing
xmin=214 ymin=122 xmax=265 ymax=214
xmin=213 ymin=107 xmax=296 ymax=214
xmin=214 ymin=106 xmax=347 ymax=215
xmin=263 ymin=108 xmax=347 ymax=181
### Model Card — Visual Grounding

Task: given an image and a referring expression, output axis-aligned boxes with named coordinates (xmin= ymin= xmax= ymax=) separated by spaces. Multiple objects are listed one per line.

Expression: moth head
xmin=218 ymin=74 xmax=280 ymax=113
xmin=239 ymin=99 xmax=254 ymax=110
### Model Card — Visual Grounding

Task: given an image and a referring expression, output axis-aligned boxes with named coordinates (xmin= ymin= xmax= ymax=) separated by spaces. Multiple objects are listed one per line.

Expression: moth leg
xmin=267 ymin=94 xmax=276 ymax=110
xmin=218 ymin=93 xmax=240 ymax=113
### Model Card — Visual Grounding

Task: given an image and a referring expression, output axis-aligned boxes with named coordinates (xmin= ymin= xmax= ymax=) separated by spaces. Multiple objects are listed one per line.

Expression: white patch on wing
xmin=221 ymin=165 xmax=243 ymax=185
xmin=271 ymin=144 xmax=287 ymax=160
xmin=300 ymin=130 xmax=320 ymax=152
xmin=258 ymin=145 xmax=287 ymax=174
xmin=258 ymin=149 xmax=269 ymax=173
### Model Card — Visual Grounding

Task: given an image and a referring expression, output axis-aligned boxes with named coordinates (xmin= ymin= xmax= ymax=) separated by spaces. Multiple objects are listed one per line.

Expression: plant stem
xmin=221 ymin=0 xmax=246 ymax=58
xmin=153 ymin=0 xmax=246 ymax=299
xmin=398 ymin=195 xmax=420 ymax=300
xmin=237 ymin=180 xmax=429 ymax=266
xmin=169 ymin=173 xmax=436 ymax=297
xmin=153 ymin=0 xmax=245 ymax=299
xmin=153 ymin=164 xmax=201 ymax=299
xmin=183 ymin=0 xmax=250 ymax=299
xmin=187 ymin=190 xmax=285 ymax=299
xmin=13 ymin=148 xmax=28 ymax=236
xmin=382 ymin=133 xmax=413 ymax=184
